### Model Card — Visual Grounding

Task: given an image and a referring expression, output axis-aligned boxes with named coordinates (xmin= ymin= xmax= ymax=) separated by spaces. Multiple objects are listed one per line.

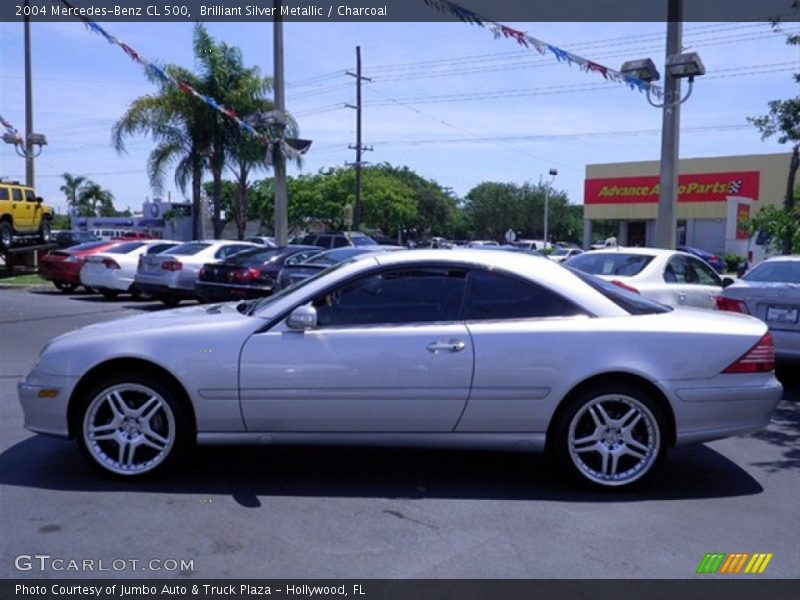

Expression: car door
xmin=683 ymin=256 xmax=722 ymax=309
xmin=11 ymin=187 xmax=31 ymax=230
xmin=455 ymin=269 xmax=589 ymax=433
xmin=239 ymin=266 xmax=473 ymax=432
xmin=662 ymin=255 xmax=697 ymax=307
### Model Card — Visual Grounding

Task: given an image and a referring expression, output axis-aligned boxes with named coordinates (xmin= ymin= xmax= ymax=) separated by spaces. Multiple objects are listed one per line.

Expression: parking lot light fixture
xmin=620 ymin=58 xmax=661 ymax=83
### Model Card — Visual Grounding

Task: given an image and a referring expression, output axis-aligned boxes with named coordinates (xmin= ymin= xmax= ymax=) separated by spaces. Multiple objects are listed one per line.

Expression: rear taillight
xmin=715 ymin=296 xmax=749 ymax=314
xmin=232 ymin=267 xmax=262 ymax=282
xmin=611 ymin=279 xmax=640 ymax=294
xmin=101 ymin=258 xmax=120 ymax=269
xmin=723 ymin=333 xmax=775 ymax=373
xmin=162 ymin=261 xmax=183 ymax=271
xmin=198 ymin=266 xmax=208 ymax=279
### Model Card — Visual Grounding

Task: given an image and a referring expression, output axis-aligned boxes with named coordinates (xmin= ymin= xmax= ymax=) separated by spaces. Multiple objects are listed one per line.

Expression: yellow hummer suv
xmin=0 ymin=180 xmax=54 ymax=250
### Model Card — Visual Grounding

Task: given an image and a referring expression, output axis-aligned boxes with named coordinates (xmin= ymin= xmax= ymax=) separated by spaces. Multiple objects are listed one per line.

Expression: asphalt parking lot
xmin=0 ymin=286 xmax=798 ymax=579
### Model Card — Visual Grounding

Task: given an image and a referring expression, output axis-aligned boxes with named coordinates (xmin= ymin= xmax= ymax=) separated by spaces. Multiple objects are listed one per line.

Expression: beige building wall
xmin=584 ymin=152 xmax=791 ymax=221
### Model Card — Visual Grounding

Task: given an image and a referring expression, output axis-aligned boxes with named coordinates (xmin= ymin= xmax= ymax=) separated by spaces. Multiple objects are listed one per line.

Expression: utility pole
xmin=272 ymin=0 xmax=289 ymax=247
xmin=24 ymin=0 xmax=34 ymax=188
xmin=655 ymin=0 xmax=683 ymax=250
xmin=346 ymin=46 xmax=372 ymax=231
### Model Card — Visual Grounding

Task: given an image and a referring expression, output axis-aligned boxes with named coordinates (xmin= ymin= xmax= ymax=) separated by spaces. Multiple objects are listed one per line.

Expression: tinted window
xmin=12 ymin=188 xmax=22 ymax=201
xmin=316 ymin=235 xmax=333 ymax=249
xmin=229 ymin=248 xmax=280 ymax=265
xmin=464 ymin=270 xmax=584 ymax=320
xmin=107 ymin=242 xmax=145 ymax=254
xmin=569 ymin=253 xmax=654 ymax=277
xmin=688 ymin=256 xmax=721 ymax=286
xmin=332 ymin=236 xmax=350 ymax=248
xmin=215 ymin=244 xmax=255 ymax=258
xmin=665 ymin=255 xmax=720 ymax=286
xmin=0 ymin=188 xmax=8 ymax=200
xmin=350 ymin=235 xmax=377 ymax=247
xmin=568 ymin=268 xmax=671 ymax=315
xmin=147 ymin=243 xmax=178 ymax=255
xmin=315 ymin=269 xmax=466 ymax=327
xmin=169 ymin=242 xmax=212 ymax=256
xmin=743 ymin=261 xmax=800 ymax=284
xmin=25 ymin=189 xmax=35 ymax=201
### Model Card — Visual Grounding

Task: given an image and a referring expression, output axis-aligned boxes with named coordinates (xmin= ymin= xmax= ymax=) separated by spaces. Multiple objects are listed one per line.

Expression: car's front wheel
xmin=54 ymin=281 xmax=78 ymax=293
xmin=39 ymin=221 xmax=51 ymax=244
xmin=551 ymin=384 xmax=667 ymax=489
xmin=76 ymin=375 xmax=191 ymax=478
xmin=0 ymin=221 xmax=13 ymax=250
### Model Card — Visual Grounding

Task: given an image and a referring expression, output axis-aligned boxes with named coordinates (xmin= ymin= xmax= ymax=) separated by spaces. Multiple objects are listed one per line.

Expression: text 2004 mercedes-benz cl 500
xmin=19 ymin=250 xmax=782 ymax=488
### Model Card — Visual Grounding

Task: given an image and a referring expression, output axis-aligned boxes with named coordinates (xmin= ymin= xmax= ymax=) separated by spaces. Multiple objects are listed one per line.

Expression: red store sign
xmin=585 ymin=171 xmax=760 ymax=204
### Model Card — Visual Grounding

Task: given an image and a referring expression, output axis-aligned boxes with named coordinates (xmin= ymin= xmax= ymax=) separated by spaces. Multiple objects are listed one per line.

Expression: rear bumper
xmin=135 ymin=282 xmax=196 ymax=300
xmin=195 ymin=281 xmax=273 ymax=302
xmin=666 ymin=373 xmax=783 ymax=446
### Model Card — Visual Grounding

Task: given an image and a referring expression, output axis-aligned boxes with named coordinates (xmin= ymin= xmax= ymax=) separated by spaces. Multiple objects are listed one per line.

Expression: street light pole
xmin=543 ymin=168 xmax=557 ymax=248
xmin=272 ymin=0 xmax=288 ymax=247
xmin=655 ymin=0 xmax=683 ymax=250
xmin=24 ymin=0 xmax=35 ymax=188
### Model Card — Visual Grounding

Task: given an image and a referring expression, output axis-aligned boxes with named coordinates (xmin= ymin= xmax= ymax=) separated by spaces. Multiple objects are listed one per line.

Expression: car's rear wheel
xmin=76 ymin=375 xmax=191 ymax=478
xmin=0 ymin=222 xmax=13 ymax=250
xmin=54 ymin=281 xmax=78 ymax=293
xmin=551 ymin=385 xmax=667 ymax=489
xmin=161 ymin=296 xmax=180 ymax=307
xmin=101 ymin=290 xmax=119 ymax=300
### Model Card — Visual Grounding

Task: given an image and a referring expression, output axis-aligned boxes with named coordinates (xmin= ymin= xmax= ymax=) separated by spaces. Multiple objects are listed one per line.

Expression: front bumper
xmin=18 ymin=370 xmax=78 ymax=438
xmin=666 ymin=373 xmax=783 ymax=446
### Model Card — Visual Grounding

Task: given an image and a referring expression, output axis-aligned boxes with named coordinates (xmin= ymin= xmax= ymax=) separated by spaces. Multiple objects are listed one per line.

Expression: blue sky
xmin=0 ymin=17 xmax=797 ymax=215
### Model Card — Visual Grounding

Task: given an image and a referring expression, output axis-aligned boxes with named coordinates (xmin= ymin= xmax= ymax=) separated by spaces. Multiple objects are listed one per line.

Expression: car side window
xmin=12 ymin=188 xmax=22 ymax=201
xmin=216 ymin=245 xmax=250 ymax=259
xmin=665 ymin=256 xmax=690 ymax=284
xmin=313 ymin=268 xmax=466 ymax=327
xmin=25 ymin=190 xmax=36 ymax=201
xmin=316 ymin=235 xmax=333 ymax=249
xmin=332 ymin=236 xmax=349 ymax=248
xmin=687 ymin=256 xmax=721 ymax=286
xmin=464 ymin=270 xmax=584 ymax=320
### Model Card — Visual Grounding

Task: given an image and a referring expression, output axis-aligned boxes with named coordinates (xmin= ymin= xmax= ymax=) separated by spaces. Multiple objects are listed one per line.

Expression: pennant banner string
xmin=55 ymin=0 xmax=304 ymax=160
xmin=421 ymin=0 xmax=664 ymax=100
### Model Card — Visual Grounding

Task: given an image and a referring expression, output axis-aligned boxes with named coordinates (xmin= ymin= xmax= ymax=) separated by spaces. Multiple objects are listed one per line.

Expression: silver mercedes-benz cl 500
xmin=19 ymin=249 xmax=782 ymax=488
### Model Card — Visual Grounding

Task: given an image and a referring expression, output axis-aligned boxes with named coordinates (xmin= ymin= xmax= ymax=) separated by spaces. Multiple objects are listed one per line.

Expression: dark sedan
xmin=195 ymin=245 xmax=323 ymax=303
xmin=276 ymin=246 xmax=404 ymax=290
xmin=677 ymin=245 xmax=725 ymax=274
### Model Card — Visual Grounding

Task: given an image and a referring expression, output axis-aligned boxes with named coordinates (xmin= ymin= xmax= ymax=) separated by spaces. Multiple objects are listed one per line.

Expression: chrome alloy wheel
xmin=567 ymin=394 xmax=660 ymax=487
xmin=82 ymin=384 xmax=176 ymax=475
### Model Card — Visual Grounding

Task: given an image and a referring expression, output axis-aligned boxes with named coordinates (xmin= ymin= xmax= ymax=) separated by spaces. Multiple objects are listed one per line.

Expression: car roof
xmin=581 ymin=247 xmax=678 ymax=257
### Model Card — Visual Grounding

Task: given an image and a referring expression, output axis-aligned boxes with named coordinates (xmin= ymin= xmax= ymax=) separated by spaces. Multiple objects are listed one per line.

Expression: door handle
xmin=426 ymin=339 xmax=466 ymax=353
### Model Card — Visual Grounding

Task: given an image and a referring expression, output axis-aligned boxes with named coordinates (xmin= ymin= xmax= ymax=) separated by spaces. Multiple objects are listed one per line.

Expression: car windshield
xmin=168 ymin=242 xmax=212 ymax=256
xmin=568 ymin=253 xmax=654 ymax=277
xmin=227 ymin=248 xmax=281 ymax=265
xmin=106 ymin=242 xmax=146 ymax=254
xmin=743 ymin=261 xmax=800 ymax=284
xmin=69 ymin=241 xmax=109 ymax=252
xmin=351 ymin=235 xmax=377 ymax=246
xmin=567 ymin=267 xmax=672 ymax=315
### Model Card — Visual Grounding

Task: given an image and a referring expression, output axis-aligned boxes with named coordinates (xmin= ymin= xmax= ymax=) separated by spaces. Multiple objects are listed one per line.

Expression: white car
xmin=79 ymin=240 xmax=180 ymax=299
xmin=566 ymin=248 xmax=725 ymax=310
xmin=548 ymin=248 xmax=584 ymax=263
xmin=20 ymin=250 xmax=781 ymax=488
xmin=134 ymin=240 xmax=258 ymax=306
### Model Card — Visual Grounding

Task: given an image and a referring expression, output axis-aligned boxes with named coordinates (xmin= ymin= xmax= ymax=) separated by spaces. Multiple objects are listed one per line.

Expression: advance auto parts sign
xmin=584 ymin=171 xmax=760 ymax=204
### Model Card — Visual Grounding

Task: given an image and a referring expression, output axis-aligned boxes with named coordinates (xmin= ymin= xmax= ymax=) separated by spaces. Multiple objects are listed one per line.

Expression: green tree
xmin=78 ymin=181 xmax=117 ymax=217
xmin=59 ymin=172 xmax=87 ymax=214
xmin=747 ymin=190 xmax=800 ymax=254
xmin=747 ymin=13 xmax=799 ymax=253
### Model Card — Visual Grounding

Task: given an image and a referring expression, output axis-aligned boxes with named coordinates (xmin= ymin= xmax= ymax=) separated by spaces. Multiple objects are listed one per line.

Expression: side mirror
xmin=286 ymin=304 xmax=317 ymax=330
xmin=721 ymin=277 xmax=735 ymax=288
xmin=35 ymin=196 xmax=43 ymax=203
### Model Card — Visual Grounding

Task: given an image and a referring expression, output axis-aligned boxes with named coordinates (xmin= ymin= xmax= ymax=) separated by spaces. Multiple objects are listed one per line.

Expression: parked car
xmin=716 ymin=256 xmax=800 ymax=362
xmin=19 ymin=249 xmax=781 ymax=488
xmin=276 ymin=246 xmax=403 ymax=290
xmin=566 ymin=248 xmax=725 ymax=309
xmin=38 ymin=240 xmax=123 ymax=293
xmin=55 ymin=230 xmax=99 ymax=248
xmin=80 ymin=240 xmax=180 ymax=300
xmin=299 ymin=231 xmax=377 ymax=249
xmin=248 ymin=236 xmax=277 ymax=248
xmin=548 ymin=247 xmax=584 ymax=263
xmin=195 ymin=245 xmax=323 ymax=303
xmin=114 ymin=231 xmax=157 ymax=241
xmin=676 ymin=245 xmax=726 ymax=274
xmin=512 ymin=239 xmax=549 ymax=251
xmin=0 ymin=179 xmax=54 ymax=249
xmin=590 ymin=237 xmax=619 ymax=250
xmin=134 ymin=240 xmax=258 ymax=306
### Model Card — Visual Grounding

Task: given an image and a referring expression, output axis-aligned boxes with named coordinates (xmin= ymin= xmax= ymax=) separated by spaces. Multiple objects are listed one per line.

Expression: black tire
xmin=161 ymin=296 xmax=180 ymax=307
xmin=0 ymin=221 xmax=13 ymax=250
xmin=101 ymin=290 xmax=120 ymax=300
xmin=54 ymin=281 xmax=78 ymax=293
xmin=39 ymin=220 xmax=51 ymax=244
xmin=74 ymin=372 xmax=193 ymax=478
xmin=550 ymin=383 xmax=668 ymax=490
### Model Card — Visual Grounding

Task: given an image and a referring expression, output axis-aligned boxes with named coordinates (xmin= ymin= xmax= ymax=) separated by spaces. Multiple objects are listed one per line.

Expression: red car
xmin=39 ymin=240 xmax=123 ymax=293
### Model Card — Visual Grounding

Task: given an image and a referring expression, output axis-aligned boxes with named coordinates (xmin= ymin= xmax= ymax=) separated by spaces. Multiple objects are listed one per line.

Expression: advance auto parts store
xmin=582 ymin=152 xmax=791 ymax=260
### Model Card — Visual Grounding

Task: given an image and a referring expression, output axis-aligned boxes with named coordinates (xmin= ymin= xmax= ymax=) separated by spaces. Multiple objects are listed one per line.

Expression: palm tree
xmin=60 ymin=172 xmax=87 ymax=214
xmin=78 ymin=181 xmax=116 ymax=217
